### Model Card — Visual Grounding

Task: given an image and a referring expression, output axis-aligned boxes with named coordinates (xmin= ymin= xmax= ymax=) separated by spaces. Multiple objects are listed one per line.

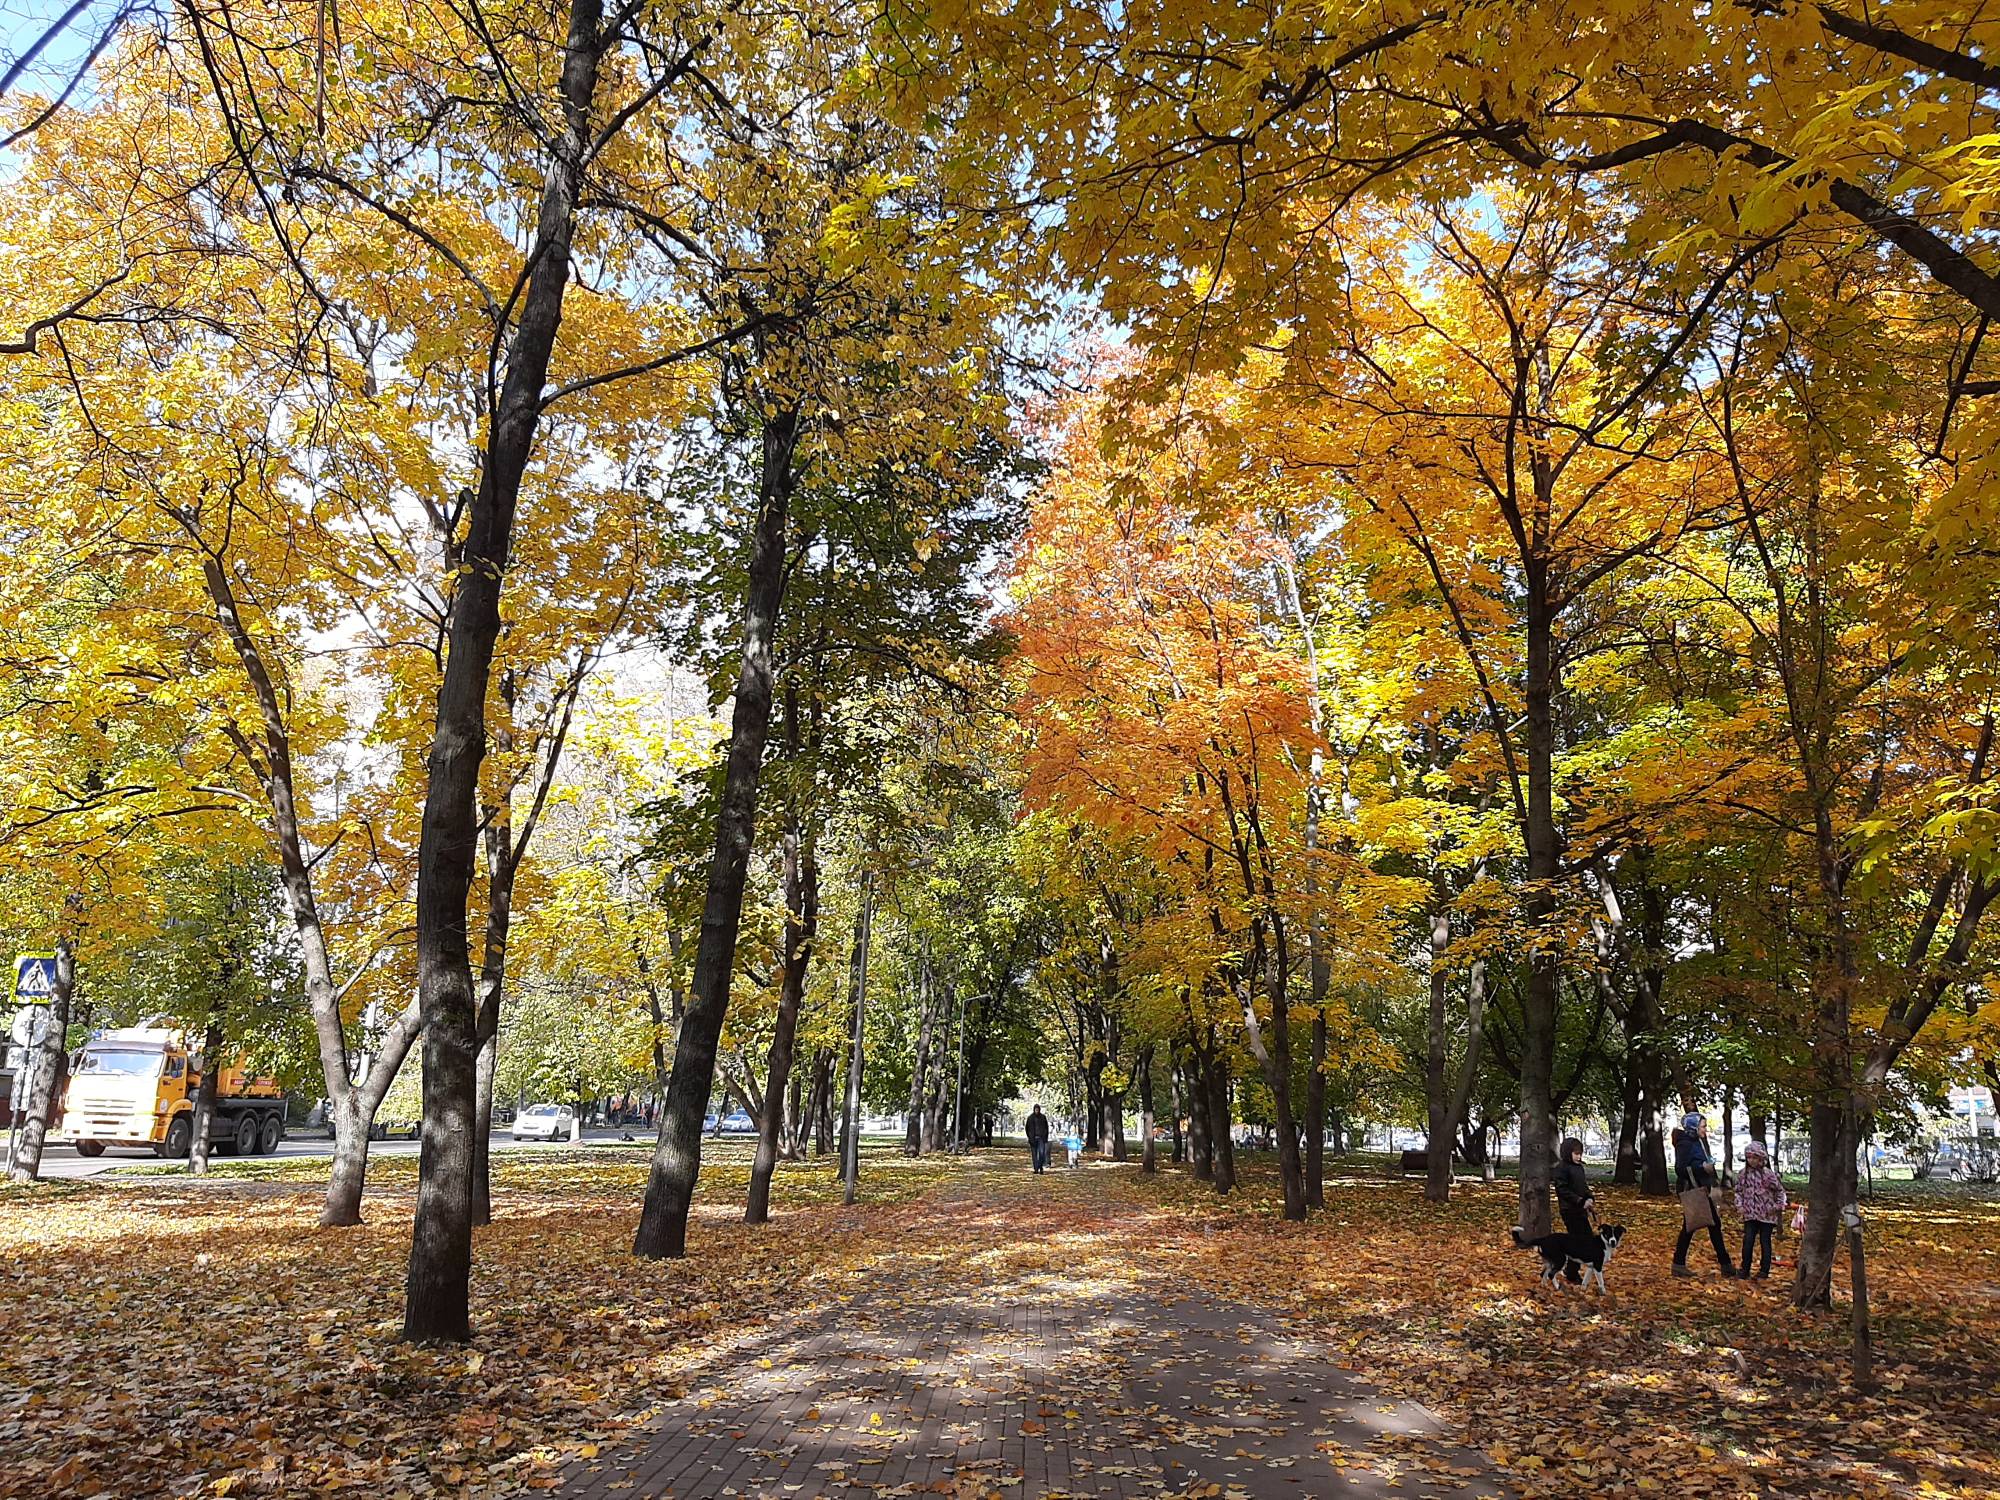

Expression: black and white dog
xmin=1511 ymin=1223 xmax=1626 ymax=1292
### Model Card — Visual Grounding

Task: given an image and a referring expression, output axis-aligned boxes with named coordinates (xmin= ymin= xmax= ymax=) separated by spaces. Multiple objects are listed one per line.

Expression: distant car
xmin=719 ymin=1110 xmax=755 ymax=1134
xmin=1927 ymin=1139 xmax=1999 ymax=1183
xmin=370 ymin=1118 xmax=420 ymax=1141
xmin=511 ymin=1104 xmax=576 ymax=1142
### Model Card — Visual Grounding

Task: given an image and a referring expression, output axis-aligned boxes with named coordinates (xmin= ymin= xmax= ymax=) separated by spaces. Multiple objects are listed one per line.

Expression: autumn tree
xmin=627 ymin=0 xmax=1022 ymax=1257
xmin=1012 ymin=383 xmax=1419 ymax=1218
xmin=1643 ymin=260 xmax=2000 ymax=1307
xmin=1204 ymin=188 xmax=1748 ymax=1232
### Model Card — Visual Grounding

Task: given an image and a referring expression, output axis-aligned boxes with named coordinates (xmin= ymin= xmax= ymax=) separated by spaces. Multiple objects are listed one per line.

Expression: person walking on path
xmin=1733 ymin=1141 xmax=1787 ymax=1280
xmin=1026 ymin=1104 xmax=1051 ymax=1173
xmin=1672 ymin=1112 xmax=1736 ymax=1279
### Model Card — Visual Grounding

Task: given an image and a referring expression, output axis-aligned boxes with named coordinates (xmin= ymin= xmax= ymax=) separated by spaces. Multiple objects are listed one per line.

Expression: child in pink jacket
xmin=1733 ymin=1141 xmax=1787 ymax=1280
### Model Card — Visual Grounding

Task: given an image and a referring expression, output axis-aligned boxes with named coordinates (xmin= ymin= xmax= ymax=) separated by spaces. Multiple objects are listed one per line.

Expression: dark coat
xmin=1026 ymin=1112 xmax=1050 ymax=1145
xmin=1554 ymin=1158 xmax=1591 ymax=1210
xmin=1673 ymin=1128 xmax=1716 ymax=1191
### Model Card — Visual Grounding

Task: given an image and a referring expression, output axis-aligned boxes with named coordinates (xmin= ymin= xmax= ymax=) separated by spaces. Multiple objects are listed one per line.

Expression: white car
xmin=511 ymin=1103 xmax=576 ymax=1142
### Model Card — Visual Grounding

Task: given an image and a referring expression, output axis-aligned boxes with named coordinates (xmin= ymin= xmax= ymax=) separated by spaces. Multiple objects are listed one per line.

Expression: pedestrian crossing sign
xmin=13 ymin=953 xmax=58 ymax=1004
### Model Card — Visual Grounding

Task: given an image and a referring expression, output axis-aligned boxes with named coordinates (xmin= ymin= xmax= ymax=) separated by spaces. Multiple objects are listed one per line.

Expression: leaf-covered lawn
xmin=0 ymin=1145 xmax=955 ymax=1499
xmin=1112 ymin=1159 xmax=2000 ymax=1499
xmin=2 ymin=1150 xmax=1996 ymax=1499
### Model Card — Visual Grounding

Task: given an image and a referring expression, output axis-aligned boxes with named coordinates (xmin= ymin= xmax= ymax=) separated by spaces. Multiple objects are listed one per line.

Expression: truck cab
xmin=58 ymin=1028 xmax=286 ymax=1159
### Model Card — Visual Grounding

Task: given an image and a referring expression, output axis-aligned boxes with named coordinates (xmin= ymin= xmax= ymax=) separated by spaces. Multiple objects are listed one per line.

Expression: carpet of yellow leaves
xmin=1117 ymin=1161 xmax=2000 ymax=1499
xmin=0 ymin=1145 xmax=953 ymax=1499
xmin=1 ymin=1147 xmax=1995 ymax=1500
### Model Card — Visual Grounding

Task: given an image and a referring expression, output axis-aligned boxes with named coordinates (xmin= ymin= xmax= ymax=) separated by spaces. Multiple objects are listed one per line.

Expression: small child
xmin=1554 ymin=1137 xmax=1595 ymax=1236
xmin=1065 ymin=1128 xmax=1083 ymax=1168
xmin=1733 ymin=1141 xmax=1787 ymax=1280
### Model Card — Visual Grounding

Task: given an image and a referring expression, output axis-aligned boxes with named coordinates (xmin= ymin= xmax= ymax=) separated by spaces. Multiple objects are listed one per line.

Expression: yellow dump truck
xmin=57 ymin=1027 xmax=286 ymax=1158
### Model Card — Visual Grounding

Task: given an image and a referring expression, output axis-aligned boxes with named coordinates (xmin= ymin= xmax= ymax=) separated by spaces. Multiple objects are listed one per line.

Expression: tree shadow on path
xmin=561 ymin=1157 xmax=1501 ymax=1500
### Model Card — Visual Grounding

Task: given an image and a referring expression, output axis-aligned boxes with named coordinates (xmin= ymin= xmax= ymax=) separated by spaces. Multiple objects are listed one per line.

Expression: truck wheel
xmin=231 ymin=1114 xmax=258 ymax=1157
xmin=163 ymin=1117 xmax=192 ymax=1159
xmin=74 ymin=1141 xmax=104 ymax=1158
xmin=257 ymin=1114 xmax=281 ymax=1155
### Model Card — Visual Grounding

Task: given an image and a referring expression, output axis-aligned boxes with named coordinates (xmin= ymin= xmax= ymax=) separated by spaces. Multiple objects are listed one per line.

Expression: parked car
xmin=511 ymin=1103 xmax=576 ymax=1142
xmin=719 ymin=1109 xmax=755 ymax=1134
xmin=1923 ymin=1138 xmax=1999 ymax=1183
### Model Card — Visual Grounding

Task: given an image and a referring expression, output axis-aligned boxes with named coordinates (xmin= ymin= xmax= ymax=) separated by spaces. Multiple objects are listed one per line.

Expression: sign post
xmin=5 ymin=950 xmax=66 ymax=1180
xmin=13 ymin=953 xmax=59 ymax=1005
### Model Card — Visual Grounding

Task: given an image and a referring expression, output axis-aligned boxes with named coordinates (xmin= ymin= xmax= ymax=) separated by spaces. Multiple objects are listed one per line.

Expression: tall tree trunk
xmin=1102 ymin=1012 xmax=1126 ymax=1161
xmin=919 ymin=1054 xmax=942 ymax=1153
xmin=1083 ymin=1037 xmax=1105 ymax=1152
xmin=783 ymin=1067 xmax=805 ymax=1160
xmin=634 ymin=404 xmax=802 ymax=1261
xmin=1722 ymin=1080 xmax=1737 ymax=1186
xmin=1795 ymin=809 xmax=1862 ymax=1310
xmin=1242 ymin=923 xmax=1305 ymax=1220
xmin=469 ymin=1032 xmax=497 ymax=1226
xmin=814 ymin=1050 xmax=836 ymax=1155
xmin=951 ymin=987 xmax=972 ymax=1151
xmin=1424 ymin=902 xmax=1454 ymax=1203
xmin=804 ymin=1049 xmax=831 ymax=1156
xmin=1614 ymin=1051 xmax=1643 ymax=1186
xmin=470 ymin=778 xmax=521 ymax=1237
xmin=1280 ymin=543 xmax=1330 ymax=1210
xmin=904 ymin=938 xmax=934 ymax=1156
xmin=470 ymin=670 xmax=578 ymax=1229
xmin=839 ymin=873 xmax=873 ymax=1204
xmin=6 ymin=941 xmax=73 ymax=1184
xmin=403 ymin=0 xmax=607 ymax=1343
xmin=748 ymin=822 xmax=817 ymax=1224
xmin=197 ymin=554 xmax=422 ymax=1225
xmin=1207 ymin=1053 xmax=1236 ymax=1195
xmin=188 ymin=1017 xmax=225 ymax=1177
xmin=1306 ymin=1007 xmax=1327 ymax=1207
xmin=1185 ymin=1060 xmax=1212 ymax=1181
xmin=958 ymin=1034 xmax=987 ymax=1151
xmin=1515 ymin=562 xmax=1561 ymax=1241
xmin=1630 ymin=859 xmax=1675 ymax=1197
xmin=323 ymin=1095 xmax=375 ymax=1221
xmin=1136 ymin=1044 xmax=1157 ymax=1173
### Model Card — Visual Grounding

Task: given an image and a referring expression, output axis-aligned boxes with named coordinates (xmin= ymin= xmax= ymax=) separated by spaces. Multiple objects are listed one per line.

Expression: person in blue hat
xmin=1671 ymin=1111 xmax=1736 ymax=1279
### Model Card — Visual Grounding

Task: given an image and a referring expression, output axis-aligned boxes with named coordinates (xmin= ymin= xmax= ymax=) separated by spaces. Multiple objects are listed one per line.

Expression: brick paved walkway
xmin=560 ymin=1167 xmax=1500 ymax=1500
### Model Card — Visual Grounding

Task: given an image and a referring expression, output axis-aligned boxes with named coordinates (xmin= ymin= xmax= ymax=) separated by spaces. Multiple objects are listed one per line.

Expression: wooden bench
xmin=1399 ymin=1149 xmax=1429 ymax=1175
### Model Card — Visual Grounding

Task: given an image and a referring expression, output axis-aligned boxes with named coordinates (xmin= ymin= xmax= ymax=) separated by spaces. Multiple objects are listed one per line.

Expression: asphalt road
xmin=24 ymin=1126 xmax=676 ymax=1180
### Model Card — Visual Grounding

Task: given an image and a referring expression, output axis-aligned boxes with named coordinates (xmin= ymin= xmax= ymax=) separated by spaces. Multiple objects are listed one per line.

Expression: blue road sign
xmin=13 ymin=953 xmax=58 ymax=1004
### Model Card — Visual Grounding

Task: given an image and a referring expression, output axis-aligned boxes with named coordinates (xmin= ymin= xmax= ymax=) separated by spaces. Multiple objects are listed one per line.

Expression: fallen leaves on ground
xmin=4 ymin=1148 xmax=1995 ymax=1500
xmin=1111 ymin=1158 xmax=2000 ymax=1499
xmin=0 ymin=1144 xmax=953 ymax=1499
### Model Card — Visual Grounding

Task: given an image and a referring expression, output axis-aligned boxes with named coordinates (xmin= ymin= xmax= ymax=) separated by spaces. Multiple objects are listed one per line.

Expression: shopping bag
xmin=1680 ymin=1186 xmax=1716 ymax=1231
